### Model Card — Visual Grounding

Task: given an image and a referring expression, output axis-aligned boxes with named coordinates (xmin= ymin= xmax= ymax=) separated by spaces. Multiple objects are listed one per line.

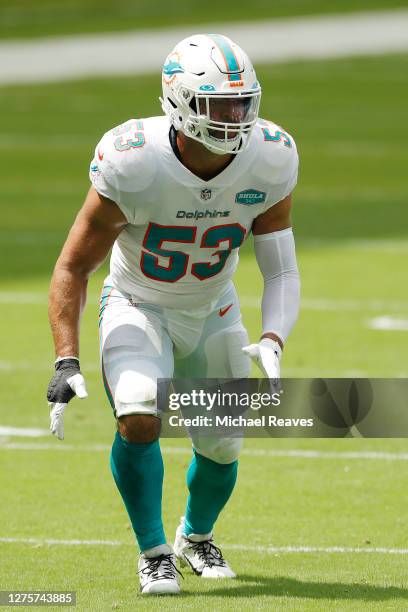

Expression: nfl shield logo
xmin=200 ymin=189 xmax=212 ymax=201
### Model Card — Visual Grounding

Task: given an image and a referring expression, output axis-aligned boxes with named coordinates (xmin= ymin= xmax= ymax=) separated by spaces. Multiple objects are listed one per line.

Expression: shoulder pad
xmin=252 ymin=118 xmax=299 ymax=185
xmin=96 ymin=118 xmax=158 ymax=192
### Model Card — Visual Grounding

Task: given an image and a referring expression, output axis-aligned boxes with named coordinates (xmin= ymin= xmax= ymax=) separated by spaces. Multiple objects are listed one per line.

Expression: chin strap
xmin=169 ymin=125 xmax=182 ymax=161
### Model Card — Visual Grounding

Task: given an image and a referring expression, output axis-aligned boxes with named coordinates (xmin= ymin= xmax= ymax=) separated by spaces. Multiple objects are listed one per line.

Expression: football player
xmin=47 ymin=34 xmax=300 ymax=595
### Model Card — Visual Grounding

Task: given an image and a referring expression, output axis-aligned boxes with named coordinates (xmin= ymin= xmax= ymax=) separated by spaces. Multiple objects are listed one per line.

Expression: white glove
xmin=242 ymin=338 xmax=282 ymax=390
xmin=47 ymin=358 xmax=88 ymax=440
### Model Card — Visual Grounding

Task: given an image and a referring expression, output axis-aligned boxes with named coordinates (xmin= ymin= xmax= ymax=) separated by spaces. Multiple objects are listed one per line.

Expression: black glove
xmin=47 ymin=358 xmax=88 ymax=440
xmin=47 ymin=358 xmax=84 ymax=403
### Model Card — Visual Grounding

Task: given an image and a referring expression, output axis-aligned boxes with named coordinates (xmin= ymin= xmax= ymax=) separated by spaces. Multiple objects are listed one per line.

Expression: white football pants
xmin=99 ymin=279 xmax=250 ymax=463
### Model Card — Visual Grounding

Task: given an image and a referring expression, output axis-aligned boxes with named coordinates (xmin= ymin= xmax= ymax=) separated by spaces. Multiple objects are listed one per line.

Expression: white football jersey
xmin=90 ymin=115 xmax=298 ymax=309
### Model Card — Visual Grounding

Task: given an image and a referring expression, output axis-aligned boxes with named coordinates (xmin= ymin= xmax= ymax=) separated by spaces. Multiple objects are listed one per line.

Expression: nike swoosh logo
xmin=98 ymin=148 xmax=104 ymax=161
xmin=219 ymin=303 xmax=233 ymax=317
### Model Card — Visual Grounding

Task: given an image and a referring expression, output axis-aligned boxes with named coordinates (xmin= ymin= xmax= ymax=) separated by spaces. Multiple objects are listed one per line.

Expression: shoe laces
xmin=190 ymin=539 xmax=227 ymax=568
xmin=139 ymin=553 xmax=183 ymax=582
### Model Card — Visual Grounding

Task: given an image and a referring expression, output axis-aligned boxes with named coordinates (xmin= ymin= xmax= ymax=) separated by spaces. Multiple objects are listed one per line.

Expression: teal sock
xmin=184 ymin=450 xmax=238 ymax=536
xmin=110 ymin=431 xmax=165 ymax=552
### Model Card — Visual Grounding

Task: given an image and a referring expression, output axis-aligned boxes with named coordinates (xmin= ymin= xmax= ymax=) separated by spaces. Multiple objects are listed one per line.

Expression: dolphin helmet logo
xmin=163 ymin=60 xmax=184 ymax=76
xmin=163 ymin=53 xmax=185 ymax=84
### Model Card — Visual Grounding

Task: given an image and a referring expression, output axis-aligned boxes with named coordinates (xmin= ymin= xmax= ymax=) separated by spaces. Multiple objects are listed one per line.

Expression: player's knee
xmin=114 ymin=370 xmax=157 ymax=414
xmin=194 ymin=437 xmax=243 ymax=464
xmin=114 ymin=371 xmax=161 ymax=442
xmin=118 ymin=414 xmax=161 ymax=443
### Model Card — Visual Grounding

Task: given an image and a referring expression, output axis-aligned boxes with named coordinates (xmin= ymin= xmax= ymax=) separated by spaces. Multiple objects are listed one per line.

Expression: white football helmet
xmin=160 ymin=34 xmax=261 ymax=155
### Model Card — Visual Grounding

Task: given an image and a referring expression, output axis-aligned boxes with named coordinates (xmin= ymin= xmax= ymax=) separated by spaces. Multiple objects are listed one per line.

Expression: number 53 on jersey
xmin=141 ymin=222 xmax=246 ymax=282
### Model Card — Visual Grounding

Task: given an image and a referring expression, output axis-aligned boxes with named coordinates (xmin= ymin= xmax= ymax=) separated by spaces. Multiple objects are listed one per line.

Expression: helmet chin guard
xmin=160 ymin=34 xmax=261 ymax=155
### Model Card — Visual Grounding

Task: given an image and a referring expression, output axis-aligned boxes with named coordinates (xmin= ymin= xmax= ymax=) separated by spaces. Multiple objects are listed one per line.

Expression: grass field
xmin=1 ymin=44 xmax=408 ymax=611
xmin=1 ymin=439 xmax=407 ymax=610
xmin=1 ymin=0 xmax=408 ymax=39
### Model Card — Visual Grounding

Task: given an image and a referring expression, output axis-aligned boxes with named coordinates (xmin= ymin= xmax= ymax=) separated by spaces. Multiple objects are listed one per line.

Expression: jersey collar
xmin=157 ymin=116 xmax=257 ymax=189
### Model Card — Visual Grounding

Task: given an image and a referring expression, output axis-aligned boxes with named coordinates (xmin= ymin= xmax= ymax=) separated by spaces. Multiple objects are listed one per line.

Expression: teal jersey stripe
xmin=208 ymin=34 xmax=241 ymax=76
xmin=98 ymin=286 xmax=114 ymax=328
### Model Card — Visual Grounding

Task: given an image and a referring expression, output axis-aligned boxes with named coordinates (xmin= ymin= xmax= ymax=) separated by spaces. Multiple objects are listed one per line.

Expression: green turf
xmin=1 ymin=0 xmax=407 ymax=39
xmin=1 ymin=53 xmax=408 ymax=609
xmin=1 ymin=442 xmax=407 ymax=610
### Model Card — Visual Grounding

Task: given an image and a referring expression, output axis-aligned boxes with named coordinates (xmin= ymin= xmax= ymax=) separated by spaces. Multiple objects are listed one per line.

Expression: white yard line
xmin=282 ymin=367 xmax=373 ymax=377
xmin=301 ymin=239 xmax=408 ymax=253
xmin=0 ymin=426 xmax=50 ymax=438
xmin=0 ymin=537 xmax=122 ymax=546
xmin=1 ymin=441 xmax=407 ymax=461
xmin=223 ymin=544 xmax=408 ymax=555
xmin=0 ymin=361 xmax=101 ymax=372
xmin=1 ymin=10 xmax=408 ymax=85
xmin=0 ymin=442 xmax=110 ymax=451
xmin=1 ymin=291 xmax=408 ymax=312
xmin=0 ymin=536 xmax=406 ymax=554
xmin=368 ymin=316 xmax=408 ymax=331
xmin=2 ymin=362 xmax=407 ymax=376
xmin=4 ymin=361 xmax=406 ymax=376
xmin=240 ymin=297 xmax=408 ymax=312
xmin=0 ymin=292 xmax=48 ymax=304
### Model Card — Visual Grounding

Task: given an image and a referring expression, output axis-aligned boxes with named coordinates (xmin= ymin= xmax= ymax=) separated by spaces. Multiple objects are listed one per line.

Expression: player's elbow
xmin=54 ymin=252 xmax=94 ymax=281
xmin=262 ymin=266 xmax=299 ymax=284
